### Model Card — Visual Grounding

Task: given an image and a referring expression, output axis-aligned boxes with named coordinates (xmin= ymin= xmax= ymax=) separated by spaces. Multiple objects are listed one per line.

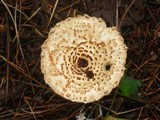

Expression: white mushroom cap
xmin=41 ymin=14 xmax=127 ymax=103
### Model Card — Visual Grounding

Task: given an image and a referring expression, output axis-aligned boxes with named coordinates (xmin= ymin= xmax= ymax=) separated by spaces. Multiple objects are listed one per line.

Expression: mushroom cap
xmin=41 ymin=14 xmax=127 ymax=103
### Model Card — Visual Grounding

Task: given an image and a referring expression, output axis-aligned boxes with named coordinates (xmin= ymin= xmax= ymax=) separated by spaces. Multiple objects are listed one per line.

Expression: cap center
xmin=77 ymin=58 xmax=88 ymax=68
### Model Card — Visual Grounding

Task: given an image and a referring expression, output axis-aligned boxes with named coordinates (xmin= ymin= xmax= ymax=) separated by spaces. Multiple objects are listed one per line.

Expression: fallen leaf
xmin=119 ymin=76 xmax=141 ymax=97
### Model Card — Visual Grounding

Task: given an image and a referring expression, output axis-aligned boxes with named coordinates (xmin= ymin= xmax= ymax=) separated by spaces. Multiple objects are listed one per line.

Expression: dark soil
xmin=0 ymin=0 xmax=160 ymax=120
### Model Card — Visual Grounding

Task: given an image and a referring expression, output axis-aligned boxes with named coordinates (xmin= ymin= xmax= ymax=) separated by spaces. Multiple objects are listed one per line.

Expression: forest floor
xmin=0 ymin=0 xmax=160 ymax=120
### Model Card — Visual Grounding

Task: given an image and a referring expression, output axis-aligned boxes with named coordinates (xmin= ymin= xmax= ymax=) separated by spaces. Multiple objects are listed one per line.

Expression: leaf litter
xmin=0 ymin=0 xmax=160 ymax=119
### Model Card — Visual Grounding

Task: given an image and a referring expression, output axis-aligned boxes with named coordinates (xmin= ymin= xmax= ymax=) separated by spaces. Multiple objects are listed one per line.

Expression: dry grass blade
xmin=118 ymin=0 xmax=136 ymax=30
xmin=46 ymin=0 xmax=59 ymax=29
xmin=5 ymin=15 xmax=10 ymax=104
xmin=115 ymin=0 xmax=119 ymax=27
xmin=23 ymin=95 xmax=36 ymax=120
xmin=0 ymin=55 xmax=44 ymax=87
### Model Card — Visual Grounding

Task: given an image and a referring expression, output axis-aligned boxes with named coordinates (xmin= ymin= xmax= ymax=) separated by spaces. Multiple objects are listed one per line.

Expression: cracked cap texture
xmin=41 ymin=14 xmax=127 ymax=103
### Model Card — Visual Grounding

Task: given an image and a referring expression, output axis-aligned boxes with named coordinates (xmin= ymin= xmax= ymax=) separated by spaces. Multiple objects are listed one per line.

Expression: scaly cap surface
xmin=41 ymin=14 xmax=127 ymax=103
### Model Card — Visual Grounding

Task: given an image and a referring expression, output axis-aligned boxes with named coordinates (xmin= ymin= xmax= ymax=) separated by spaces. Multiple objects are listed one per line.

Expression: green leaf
xmin=119 ymin=76 xmax=141 ymax=97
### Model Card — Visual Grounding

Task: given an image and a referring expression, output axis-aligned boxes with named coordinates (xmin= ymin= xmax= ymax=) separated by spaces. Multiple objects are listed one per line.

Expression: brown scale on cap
xmin=41 ymin=14 xmax=127 ymax=103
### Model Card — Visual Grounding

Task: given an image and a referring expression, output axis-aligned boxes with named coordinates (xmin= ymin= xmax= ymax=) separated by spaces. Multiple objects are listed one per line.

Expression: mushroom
xmin=41 ymin=14 xmax=127 ymax=103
